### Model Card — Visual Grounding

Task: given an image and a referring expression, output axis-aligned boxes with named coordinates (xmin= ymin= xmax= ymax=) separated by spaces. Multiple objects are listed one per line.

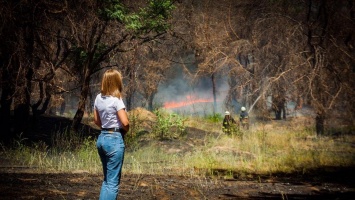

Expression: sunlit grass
xmin=1 ymin=133 xmax=101 ymax=173
xmin=1 ymin=114 xmax=354 ymax=178
xmin=124 ymin=121 xmax=355 ymax=177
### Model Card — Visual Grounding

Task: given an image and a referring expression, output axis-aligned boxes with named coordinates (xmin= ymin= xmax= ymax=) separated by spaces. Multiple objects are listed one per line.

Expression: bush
xmin=205 ymin=113 xmax=223 ymax=123
xmin=152 ymin=109 xmax=187 ymax=139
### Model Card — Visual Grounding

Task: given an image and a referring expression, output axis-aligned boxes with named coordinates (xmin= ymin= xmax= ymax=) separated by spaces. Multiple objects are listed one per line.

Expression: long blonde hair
xmin=101 ymin=69 xmax=123 ymax=98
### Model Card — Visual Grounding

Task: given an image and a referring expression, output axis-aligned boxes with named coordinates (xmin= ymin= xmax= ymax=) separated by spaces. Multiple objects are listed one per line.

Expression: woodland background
xmin=0 ymin=0 xmax=354 ymax=143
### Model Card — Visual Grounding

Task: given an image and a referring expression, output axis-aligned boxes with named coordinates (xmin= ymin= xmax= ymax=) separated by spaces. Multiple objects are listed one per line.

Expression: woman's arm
xmin=117 ymin=109 xmax=129 ymax=133
xmin=94 ymin=109 xmax=102 ymax=128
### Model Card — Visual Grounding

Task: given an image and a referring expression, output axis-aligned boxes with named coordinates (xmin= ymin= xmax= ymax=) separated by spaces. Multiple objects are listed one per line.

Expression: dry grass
xmin=123 ymin=114 xmax=355 ymax=176
xmin=1 ymin=112 xmax=354 ymax=178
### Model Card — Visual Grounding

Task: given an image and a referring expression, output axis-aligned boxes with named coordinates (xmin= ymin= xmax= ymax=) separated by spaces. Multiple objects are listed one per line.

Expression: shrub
xmin=205 ymin=113 xmax=223 ymax=123
xmin=152 ymin=109 xmax=187 ymax=139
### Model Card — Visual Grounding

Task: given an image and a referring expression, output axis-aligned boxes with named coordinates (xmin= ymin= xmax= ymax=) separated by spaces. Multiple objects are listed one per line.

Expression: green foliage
xmin=125 ymin=113 xmax=147 ymax=150
xmin=99 ymin=0 xmax=174 ymax=33
xmin=125 ymin=13 xmax=143 ymax=30
xmin=70 ymin=43 xmax=109 ymax=67
xmin=205 ymin=113 xmax=223 ymax=123
xmin=222 ymin=122 xmax=243 ymax=138
xmin=99 ymin=0 xmax=126 ymax=21
xmin=152 ymin=109 xmax=187 ymax=139
xmin=71 ymin=46 xmax=87 ymax=66
xmin=142 ymin=0 xmax=175 ymax=32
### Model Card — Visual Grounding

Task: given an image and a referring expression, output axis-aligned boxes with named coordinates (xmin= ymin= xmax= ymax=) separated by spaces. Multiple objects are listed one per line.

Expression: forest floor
xmin=0 ymin=111 xmax=354 ymax=200
xmin=1 ymin=164 xmax=354 ymax=200
xmin=0 ymin=169 xmax=354 ymax=200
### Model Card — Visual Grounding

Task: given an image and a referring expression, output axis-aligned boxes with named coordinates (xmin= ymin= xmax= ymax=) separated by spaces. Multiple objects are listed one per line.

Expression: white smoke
xmin=154 ymin=63 xmax=229 ymax=116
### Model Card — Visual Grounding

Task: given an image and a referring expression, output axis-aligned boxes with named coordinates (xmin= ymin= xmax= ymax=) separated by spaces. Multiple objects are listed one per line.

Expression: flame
xmin=163 ymin=95 xmax=214 ymax=109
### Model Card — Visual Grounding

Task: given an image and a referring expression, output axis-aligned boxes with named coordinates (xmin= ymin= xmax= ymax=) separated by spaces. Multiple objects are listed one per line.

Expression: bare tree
xmin=57 ymin=0 xmax=175 ymax=130
xmin=1 ymin=0 xmax=353 ymax=139
xmin=238 ymin=0 xmax=355 ymax=133
xmin=182 ymin=0 xmax=354 ymax=134
xmin=302 ymin=0 xmax=355 ymax=134
xmin=188 ymin=1 xmax=237 ymax=114
xmin=0 ymin=0 xmax=69 ymax=137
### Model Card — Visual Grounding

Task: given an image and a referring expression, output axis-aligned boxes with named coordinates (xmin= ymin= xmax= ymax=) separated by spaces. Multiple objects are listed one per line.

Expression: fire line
xmin=163 ymin=95 xmax=215 ymax=109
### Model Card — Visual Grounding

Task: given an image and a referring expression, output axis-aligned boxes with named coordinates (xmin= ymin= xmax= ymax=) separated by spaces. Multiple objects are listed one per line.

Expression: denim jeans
xmin=96 ymin=131 xmax=125 ymax=200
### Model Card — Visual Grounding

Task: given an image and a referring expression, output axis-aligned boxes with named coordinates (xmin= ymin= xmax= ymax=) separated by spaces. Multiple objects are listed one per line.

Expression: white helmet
xmin=225 ymin=111 xmax=230 ymax=115
xmin=241 ymin=107 xmax=246 ymax=111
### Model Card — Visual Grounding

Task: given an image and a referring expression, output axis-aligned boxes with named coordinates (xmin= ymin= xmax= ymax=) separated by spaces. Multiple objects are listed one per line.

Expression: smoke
xmin=154 ymin=63 xmax=229 ymax=116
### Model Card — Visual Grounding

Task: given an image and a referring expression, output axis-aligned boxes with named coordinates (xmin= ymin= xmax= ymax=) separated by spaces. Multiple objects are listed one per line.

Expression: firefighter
xmin=239 ymin=107 xmax=249 ymax=130
xmin=222 ymin=111 xmax=237 ymax=134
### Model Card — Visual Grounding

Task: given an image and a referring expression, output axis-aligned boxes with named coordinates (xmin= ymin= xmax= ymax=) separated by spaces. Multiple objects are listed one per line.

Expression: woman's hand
xmin=117 ymin=109 xmax=129 ymax=133
xmin=94 ymin=109 xmax=102 ymax=127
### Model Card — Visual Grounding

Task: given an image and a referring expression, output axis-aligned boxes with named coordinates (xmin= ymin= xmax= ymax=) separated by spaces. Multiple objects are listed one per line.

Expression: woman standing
xmin=93 ymin=69 xmax=129 ymax=200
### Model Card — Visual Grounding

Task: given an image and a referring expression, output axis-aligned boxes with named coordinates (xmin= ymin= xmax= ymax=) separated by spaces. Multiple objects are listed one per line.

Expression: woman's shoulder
xmin=95 ymin=93 xmax=103 ymax=98
xmin=96 ymin=93 xmax=116 ymax=100
xmin=96 ymin=93 xmax=122 ymax=101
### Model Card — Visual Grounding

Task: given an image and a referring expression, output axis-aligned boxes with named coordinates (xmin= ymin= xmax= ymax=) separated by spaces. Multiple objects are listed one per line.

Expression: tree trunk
xmin=315 ymin=113 xmax=325 ymax=136
xmin=126 ymin=67 xmax=137 ymax=111
xmin=126 ymin=92 xmax=133 ymax=111
xmin=14 ymin=67 xmax=33 ymax=135
xmin=211 ymin=73 xmax=217 ymax=114
xmin=0 ymin=82 xmax=13 ymax=142
xmin=14 ymin=24 xmax=35 ymax=136
xmin=31 ymin=82 xmax=51 ymax=130
xmin=148 ymin=92 xmax=156 ymax=111
xmin=72 ymin=67 xmax=91 ymax=131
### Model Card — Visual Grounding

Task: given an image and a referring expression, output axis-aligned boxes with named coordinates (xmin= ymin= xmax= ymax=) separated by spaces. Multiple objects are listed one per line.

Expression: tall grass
xmin=124 ymin=117 xmax=355 ymax=177
xmin=1 ymin=115 xmax=354 ymax=178
xmin=1 ymin=131 xmax=101 ymax=173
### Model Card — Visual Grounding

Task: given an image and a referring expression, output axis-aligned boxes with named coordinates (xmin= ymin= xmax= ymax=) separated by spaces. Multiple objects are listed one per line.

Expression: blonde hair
xmin=101 ymin=69 xmax=123 ymax=98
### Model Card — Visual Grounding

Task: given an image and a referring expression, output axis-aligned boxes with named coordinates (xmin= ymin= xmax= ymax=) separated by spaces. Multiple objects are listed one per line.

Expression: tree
xmin=181 ymin=0 xmax=354 ymax=134
xmin=302 ymin=0 xmax=355 ymax=134
xmin=58 ymin=0 xmax=175 ymax=130
xmin=188 ymin=1 xmax=237 ymax=114
xmin=236 ymin=0 xmax=355 ymax=133
xmin=1 ymin=0 xmax=352 ymax=139
xmin=0 ymin=0 xmax=67 ymax=138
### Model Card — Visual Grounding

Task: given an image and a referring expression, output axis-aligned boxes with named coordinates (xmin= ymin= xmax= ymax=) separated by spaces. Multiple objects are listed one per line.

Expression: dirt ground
xmin=0 ymin=168 xmax=354 ymax=200
xmin=0 ymin=113 xmax=354 ymax=199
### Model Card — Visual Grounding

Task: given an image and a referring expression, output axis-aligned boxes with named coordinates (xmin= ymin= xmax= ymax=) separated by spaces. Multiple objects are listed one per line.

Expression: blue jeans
xmin=96 ymin=131 xmax=125 ymax=200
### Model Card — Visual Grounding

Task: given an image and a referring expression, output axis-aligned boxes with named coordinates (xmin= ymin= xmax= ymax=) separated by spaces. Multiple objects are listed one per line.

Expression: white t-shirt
xmin=94 ymin=93 xmax=126 ymax=129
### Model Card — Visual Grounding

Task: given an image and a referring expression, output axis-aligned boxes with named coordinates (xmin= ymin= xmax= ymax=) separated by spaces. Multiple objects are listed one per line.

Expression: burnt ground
xmin=0 ymin=168 xmax=354 ymax=200
xmin=0 ymin=114 xmax=355 ymax=200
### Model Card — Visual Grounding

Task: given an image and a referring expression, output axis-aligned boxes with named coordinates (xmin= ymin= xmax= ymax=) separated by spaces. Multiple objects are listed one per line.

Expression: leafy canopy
xmin=101 ymin=0 xmax=175 ymax=33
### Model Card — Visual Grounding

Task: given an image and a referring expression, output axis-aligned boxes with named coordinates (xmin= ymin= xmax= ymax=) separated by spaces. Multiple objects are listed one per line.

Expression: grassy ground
xmin=1 ymin=110 xmax=354 ymax=199
xmin=1 ymin=109 xmax=354 ymax=177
